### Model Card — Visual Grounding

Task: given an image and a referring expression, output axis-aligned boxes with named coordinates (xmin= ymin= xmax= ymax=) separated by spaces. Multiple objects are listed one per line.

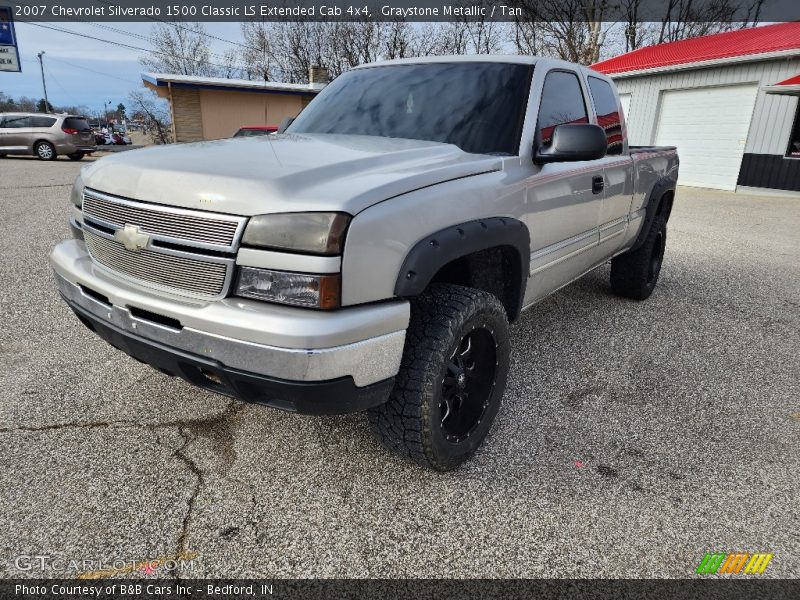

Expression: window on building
xmin=588 ymin=76 xmax=623 ymax=155
xmin=787 ymin=104 xmax=800 ymax=158
xmin=537 ymin=70 xmax=588 ymax=147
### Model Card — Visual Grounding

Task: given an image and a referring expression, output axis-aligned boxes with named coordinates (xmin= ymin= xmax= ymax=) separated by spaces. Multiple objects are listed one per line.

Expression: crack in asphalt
xmin=0 ymin=402 xmax=242 ymax=435
xmin=168 ymin=399 xmax=243 ymax=580
xmin=1 ymin=397 xmax=245 ymax=580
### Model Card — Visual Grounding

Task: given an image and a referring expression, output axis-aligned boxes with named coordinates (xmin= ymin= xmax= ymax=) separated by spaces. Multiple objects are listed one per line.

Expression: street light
xmin=104 ymin=100 xmax=111 ymax=127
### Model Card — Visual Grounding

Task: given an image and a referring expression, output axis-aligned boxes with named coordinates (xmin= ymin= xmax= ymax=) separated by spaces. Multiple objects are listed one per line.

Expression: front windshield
xmin=288 ymin=62 xmax=533 ymax=156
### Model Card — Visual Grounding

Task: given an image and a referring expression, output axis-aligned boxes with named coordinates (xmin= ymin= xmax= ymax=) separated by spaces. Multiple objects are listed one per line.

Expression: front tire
xmin=67 ymin=152 xmax=84 ymax=161
xmin=610 ymin=215 xmax=667 ymax=300
xmin=368 ymin=284 xmax=510 ymax=471
xmin=35 ymin=141 xmax=56 ymax=161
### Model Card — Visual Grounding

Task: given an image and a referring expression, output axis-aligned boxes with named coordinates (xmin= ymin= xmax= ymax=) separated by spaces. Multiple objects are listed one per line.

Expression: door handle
xmin=592 ymin=175 xmax=605 ymax=194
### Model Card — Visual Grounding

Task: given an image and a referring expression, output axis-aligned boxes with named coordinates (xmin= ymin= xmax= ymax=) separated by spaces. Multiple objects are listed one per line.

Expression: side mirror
xmin=277 ymin=117 xmax=295 ymax=134
xmin=534 ymin=123 xmax=607 ymax=164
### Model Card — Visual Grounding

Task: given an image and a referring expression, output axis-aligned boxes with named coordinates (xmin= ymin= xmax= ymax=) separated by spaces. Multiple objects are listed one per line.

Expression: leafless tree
xmin=128 ymin=90 xmax=173 ymax=144
xmin=140 ymin=23 xmax=215 ymax=76
xmin=240 ymin=21 xmax=274 ymax=81
xmin=655 ymin=0 xmax=766 ymax=44
xmin=508 ymin=0 xmax=613 ymax=64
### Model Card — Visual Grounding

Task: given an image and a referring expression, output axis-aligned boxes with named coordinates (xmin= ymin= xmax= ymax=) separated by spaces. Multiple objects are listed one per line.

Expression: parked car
xmin=50 ymin=56 xmax=679 ymax=470
xmin=0 ymin=113 xmax=96 ymax=160
xmin=233 ymin=125 xmax=278 ymax=137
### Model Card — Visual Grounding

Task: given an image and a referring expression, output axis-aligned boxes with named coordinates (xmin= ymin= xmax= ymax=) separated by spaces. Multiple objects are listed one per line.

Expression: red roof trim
xmin=774 ymin=74 xmax=800 ymax=86
xmin=592 ymin=23 xmax=800 ymax=75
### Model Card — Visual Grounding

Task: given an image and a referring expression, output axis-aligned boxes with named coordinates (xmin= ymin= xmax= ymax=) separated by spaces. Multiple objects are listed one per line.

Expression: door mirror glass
xmin=534 ymin=123 xmax=607 ymax=163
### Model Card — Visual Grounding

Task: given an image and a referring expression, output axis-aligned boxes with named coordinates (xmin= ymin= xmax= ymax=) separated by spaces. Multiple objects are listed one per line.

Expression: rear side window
xmin=588 ymin=77 xmax=623 ymax=155
xmin=31 ymin=116 xmax=57 ymax=128
xmin=537 ymin=71 xmax=588 ymax=146
xmin=1 ymin=115 xmax=31 ymax=128
xmin=63 ymin=117 xmax=91 ymax=131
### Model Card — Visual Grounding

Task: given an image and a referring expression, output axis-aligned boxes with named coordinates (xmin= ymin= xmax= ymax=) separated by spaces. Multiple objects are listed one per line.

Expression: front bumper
xmin=50 ymin=240 xmax=409 ymax=414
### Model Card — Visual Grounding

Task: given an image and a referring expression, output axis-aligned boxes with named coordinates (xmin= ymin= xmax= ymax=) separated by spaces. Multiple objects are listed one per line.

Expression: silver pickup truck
xmin=50 ymin=56 xmax=678 ymax=470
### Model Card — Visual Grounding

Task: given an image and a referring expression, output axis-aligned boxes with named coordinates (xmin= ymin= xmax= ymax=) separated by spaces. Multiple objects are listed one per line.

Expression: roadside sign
xmin=0 ymin=6 xmax=21 ymax=72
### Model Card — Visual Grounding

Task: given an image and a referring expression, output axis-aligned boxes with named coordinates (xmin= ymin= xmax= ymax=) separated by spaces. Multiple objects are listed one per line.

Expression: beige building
xmin=141 ymin=69 xmax=327 ymax=142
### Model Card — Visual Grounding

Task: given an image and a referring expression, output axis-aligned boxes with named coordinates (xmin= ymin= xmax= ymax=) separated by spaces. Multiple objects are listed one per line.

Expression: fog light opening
xmin=201 ymin=369 xmax=224 ymax=386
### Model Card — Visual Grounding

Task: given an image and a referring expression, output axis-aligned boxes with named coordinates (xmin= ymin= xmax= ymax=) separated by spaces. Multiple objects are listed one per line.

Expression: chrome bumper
xmin=50 ymin=240 xmax=408 ymax=387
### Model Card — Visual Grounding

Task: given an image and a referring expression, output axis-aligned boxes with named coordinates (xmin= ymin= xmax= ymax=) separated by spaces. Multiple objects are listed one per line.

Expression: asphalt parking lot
xmin=1 ymin=154 xmax=798 ymax=579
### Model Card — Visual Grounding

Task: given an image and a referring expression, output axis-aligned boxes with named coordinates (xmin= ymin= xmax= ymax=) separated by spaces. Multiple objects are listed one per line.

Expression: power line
xmin=43 ymin=64 xmax=72 ymax=104
xmin=89 ymin=0 xmax=257 ymax=52
xmin=21 ymin=21 xmax=250 ymax=77
xmin=45 ymin=55 xmax=141 ymax=86
xmin=84 ymin=22 xmax=240 ymax=64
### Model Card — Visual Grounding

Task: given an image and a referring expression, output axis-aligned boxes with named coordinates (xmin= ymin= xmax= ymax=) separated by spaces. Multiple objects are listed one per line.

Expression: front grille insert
xmin=82 ymin=189 xmax=245 ymax=250
xmin=84 ymin=229 xmax=230 ymax=298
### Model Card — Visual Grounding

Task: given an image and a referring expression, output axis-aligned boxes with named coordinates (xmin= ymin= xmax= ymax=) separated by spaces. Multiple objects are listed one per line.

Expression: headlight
xmin=70 ymin=174 xmax=85 ymax=207
xmin=235 ymin=267 xmax=340 ymax=309
xmin=242 ymin=212 xmax=350 ymax=255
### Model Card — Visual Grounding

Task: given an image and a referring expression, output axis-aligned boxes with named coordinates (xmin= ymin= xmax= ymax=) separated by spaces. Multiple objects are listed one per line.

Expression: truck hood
xmin=81 ymin=134 xmax=503 ymax=216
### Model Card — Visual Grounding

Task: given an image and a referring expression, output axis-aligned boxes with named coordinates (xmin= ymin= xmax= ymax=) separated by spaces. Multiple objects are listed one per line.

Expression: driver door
xmin=523 ymin=69 xmax=603 ymax=304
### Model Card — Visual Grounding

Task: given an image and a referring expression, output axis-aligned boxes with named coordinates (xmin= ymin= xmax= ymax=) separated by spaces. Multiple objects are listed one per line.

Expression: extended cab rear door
xmin=586 ymin=75 xmax=635 ymax=252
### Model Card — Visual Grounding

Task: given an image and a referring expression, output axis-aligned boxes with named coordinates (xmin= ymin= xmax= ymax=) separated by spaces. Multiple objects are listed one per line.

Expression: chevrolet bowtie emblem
xmin=115 ymin=224 xmax=150 ymax=251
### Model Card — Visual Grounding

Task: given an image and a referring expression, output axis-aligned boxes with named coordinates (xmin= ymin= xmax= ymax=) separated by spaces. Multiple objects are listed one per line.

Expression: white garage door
xmin=654 ymin=84 xmax=758 ymax=191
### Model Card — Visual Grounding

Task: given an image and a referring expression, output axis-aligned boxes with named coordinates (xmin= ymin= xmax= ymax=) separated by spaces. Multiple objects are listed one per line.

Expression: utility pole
xmin=36 ymin=51 xmax=49 ymax=112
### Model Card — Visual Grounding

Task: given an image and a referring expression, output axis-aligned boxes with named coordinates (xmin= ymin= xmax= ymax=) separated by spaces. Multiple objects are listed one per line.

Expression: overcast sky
xmin=2 ymin=22 xmax=243 ymax=113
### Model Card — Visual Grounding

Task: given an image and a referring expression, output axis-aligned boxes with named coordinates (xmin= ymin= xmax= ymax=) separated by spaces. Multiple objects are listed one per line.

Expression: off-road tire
xmin=67 ymin=152 xmax=84 ymax=161
xmin=610 ymin=215 xmax=667 ymax=300
xmin=368 ymin=284 xmax=511 ymax=471
xmin=35 ymin=141 xmax=56 ymax=161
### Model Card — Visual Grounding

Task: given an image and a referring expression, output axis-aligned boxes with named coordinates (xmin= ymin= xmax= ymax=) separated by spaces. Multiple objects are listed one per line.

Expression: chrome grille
xmin=82 ymin=189 xmax=244 ymax=250
xmin=84 ymin=229 xmax=230 ymax=298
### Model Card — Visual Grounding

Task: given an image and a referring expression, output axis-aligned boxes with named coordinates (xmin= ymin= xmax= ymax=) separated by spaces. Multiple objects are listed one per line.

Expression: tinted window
xmin=63 ymin=117 xmax=91 ymax=131
xmin=1 ymin=115 xmax=31 ymax=128
xmin=289 ymin=62 xmax=533 ymax=156
xmin=588 ymin=77 xmax=623 ymax=155
xmin=31 ymin=116 xmax=56 ymax=128
xmin=537 ymin=71 xmax=588 ymax=146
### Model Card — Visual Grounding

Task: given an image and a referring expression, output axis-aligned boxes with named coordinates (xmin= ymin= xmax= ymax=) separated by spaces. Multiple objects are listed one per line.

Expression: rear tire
xmin=368 ymin=284 xmax=511 ymax=471
xmin=67 ymin=152 xmax=84 ymax=161
xmin=35 ymin=141 xmax=56 ymax=161
xmin=610 ymin=216 xmax=667 ymax=300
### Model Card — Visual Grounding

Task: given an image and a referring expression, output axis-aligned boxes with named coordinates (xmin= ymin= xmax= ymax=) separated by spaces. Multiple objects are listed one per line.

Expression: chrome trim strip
xmin=82 ymin=188 xmax=248 ymax=253
xmin=55 ymin=271 xmax=404 ymax=387
xmin=599 ymin=216 xmax=627 ymax=243
xmin=530 ymin=228 xmax=598 ymax=275
xmin=82 ymin=221 xmax=234 ymax=266
xmin=530 ymin=209 xmax=644 ymax=276
xmin=236 ymin=247 xmax=341 ymax=274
